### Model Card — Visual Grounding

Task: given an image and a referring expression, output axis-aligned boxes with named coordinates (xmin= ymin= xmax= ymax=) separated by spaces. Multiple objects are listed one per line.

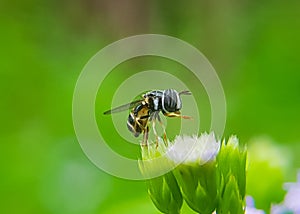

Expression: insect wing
xmin=103 ymin=99 xmax=143 ymax=115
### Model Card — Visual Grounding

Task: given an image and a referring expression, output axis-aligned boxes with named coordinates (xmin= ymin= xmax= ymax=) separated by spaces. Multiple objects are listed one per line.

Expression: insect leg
xmin=149 ymin=112 xmax=159 ymax=147
xmin=164 ymin=111 xmax=192 ymax=119
xmin=142 ymin=126 xmax=149 ymax=147
xmin=156 ymin=113 xmax=168 ymax=146
xmin=135 ymin=115 xmax=150 ymax=146
xmin=152 ymin=118 xmax=159 ymax=148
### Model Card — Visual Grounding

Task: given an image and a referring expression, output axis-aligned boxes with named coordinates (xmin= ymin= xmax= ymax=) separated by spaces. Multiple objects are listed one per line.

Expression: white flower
xmin=283 ymin=172 xmax=300 ymax=213
xmin=245 ymin=196 xmax=265 ymax=214
xmin=271 ymin=204 xmax=289 ymax=214
xmin=271 ymin=171 xmax=300 ymax=214
xmin=166 ymin=132 xmax=220 ymax=165
xmin=246 ymin=207 xmax=265 ymax=214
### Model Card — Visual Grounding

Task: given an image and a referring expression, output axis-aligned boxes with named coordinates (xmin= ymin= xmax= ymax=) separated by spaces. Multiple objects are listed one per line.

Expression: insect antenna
xmin=179 ymin=90 xmax=192 ymax=95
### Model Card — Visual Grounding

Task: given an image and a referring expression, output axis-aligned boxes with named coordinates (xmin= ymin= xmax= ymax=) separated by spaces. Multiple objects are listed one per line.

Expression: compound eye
xmin=163 ymin=89 xmax=179 ymax=112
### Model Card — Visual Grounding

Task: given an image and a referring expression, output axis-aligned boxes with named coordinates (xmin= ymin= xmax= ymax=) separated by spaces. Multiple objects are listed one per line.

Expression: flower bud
xmin=139 ymin=139 xmax=183 ymax=214
xmin=216 ymin=136 xmax=247 ymax=214
xmin=167 ymin=133 xmax=220 ymax=214
xmin=147 ymin=172 xmax=183 ymax=214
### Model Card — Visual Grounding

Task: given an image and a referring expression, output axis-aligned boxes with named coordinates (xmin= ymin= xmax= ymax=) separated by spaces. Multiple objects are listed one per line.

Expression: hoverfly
xmin=103 ymin=89 xmax=192 ymax=146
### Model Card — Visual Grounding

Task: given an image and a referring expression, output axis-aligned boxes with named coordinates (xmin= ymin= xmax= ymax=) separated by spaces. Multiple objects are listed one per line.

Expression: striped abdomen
xmin=127 ymin=104 xmax=150 ymax=137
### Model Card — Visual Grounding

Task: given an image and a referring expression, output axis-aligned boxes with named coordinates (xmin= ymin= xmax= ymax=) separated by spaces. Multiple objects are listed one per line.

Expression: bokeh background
xmin=1 ymin=0 xmax=300 ymax=213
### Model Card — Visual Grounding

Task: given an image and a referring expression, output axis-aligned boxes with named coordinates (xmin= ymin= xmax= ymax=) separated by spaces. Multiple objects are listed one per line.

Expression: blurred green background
xmin=1 ymin=0 xmax=300 ymax=213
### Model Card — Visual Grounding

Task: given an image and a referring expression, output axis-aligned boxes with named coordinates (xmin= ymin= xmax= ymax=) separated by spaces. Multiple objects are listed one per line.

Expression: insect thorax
xmin=144 ymin=89 xmax=182 ymax=113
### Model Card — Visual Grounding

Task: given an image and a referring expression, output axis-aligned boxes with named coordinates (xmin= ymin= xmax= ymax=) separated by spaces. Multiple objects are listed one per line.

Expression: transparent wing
xmin=103 ymin=99 xmax=144 ymax=115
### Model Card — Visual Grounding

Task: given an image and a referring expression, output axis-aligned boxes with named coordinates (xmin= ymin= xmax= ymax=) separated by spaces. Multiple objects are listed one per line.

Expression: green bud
xmin=219 ymin=175 xmax=244 ymax=213
xmin=168 ymin=133 xmax=220 ymax=214
xmin=174 ymin=162 xmax=217 ymax=214
xmin=147 ymin=172 xmax=183 ymax=214
xmin=216 ymin=136 xmax=247 ymax=214
xmin=139 ymin=139 xmax=183 ymax=214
